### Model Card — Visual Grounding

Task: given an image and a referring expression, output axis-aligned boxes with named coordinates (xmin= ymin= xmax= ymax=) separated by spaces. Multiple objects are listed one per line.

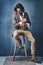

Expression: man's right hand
xmin=20 ymin=23 xmax=23 ymax=27
xmin=20 ymin=23 xmax=27 ymax=27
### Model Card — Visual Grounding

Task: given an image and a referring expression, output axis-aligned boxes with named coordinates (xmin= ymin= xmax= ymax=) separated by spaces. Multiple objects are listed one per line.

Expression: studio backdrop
xmin=0 ymin=0 xmax=43 ymax=56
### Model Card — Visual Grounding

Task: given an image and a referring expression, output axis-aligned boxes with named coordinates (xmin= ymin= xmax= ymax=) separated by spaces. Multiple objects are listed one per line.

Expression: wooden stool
xmin=13 ymin=36 xmax=28 ymax=61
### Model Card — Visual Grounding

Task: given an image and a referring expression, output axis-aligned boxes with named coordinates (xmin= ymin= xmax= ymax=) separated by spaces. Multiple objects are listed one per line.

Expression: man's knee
xmin=13 ymin=30 xmax=18 ymax=39
xmin=32 ymin=37 xmax=35 ymax=43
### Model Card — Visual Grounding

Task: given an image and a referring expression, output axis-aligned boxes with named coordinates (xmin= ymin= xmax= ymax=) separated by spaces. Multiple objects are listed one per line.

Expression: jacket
xmin=12 ymin=12 xmax=31 ymax=30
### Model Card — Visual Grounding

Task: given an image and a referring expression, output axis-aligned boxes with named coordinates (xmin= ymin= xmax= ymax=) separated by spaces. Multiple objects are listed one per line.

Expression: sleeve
xmin=12 ymin=13 xmax=17 ymax=25
xmin=24 ymin=12 xmax=31 ymax=25
xmin=12 ymin=13 xmax=20 ymax=29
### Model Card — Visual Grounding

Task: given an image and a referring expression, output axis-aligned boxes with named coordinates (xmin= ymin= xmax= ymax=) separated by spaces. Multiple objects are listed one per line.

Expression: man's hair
xmin=14 ymin=3 xmax=25 ymax=12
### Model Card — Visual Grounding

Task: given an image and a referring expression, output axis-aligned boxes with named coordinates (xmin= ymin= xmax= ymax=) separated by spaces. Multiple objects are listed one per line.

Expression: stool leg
xmin=13 ymin=44 xmax=17 ymax=61
xmin=23 ymin=36 xmax=28 ymax=61
xmin=24 ymin=43 xmax=28 ymax=61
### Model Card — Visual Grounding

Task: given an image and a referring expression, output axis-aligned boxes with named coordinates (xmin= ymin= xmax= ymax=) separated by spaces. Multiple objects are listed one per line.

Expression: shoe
xmin=31 ymin=58 xmax=41 ymax=63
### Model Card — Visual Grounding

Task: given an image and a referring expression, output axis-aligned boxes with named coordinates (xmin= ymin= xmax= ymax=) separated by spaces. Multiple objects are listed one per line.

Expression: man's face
xmin=16 ymin=8 xmax=22 ymax=14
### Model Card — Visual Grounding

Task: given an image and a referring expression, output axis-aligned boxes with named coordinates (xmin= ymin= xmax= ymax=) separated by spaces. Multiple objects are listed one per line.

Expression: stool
xmin=13 ymin=36 xmax=28 ymax=61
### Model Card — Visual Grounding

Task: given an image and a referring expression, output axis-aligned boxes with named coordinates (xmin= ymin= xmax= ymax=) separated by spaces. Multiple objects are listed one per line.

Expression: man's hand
xmin=20 ymin=18 xmax=27 ymax=27
xmin=22 ymin=18 xmax=27 ymax=23
xmin=20 ymin=23 xmax=27 ymax=27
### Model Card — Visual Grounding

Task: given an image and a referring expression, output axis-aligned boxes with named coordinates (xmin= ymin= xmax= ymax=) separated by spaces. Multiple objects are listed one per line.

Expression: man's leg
xmin=24 ymin=31 xmax=41 ymax=63
xmin=13 ymin=29 xmax=26 ymax=48
xmin=13 ymin=30 xmax=22 ymax=48
xmin=24 ymin=30 xmax=36 ymax=60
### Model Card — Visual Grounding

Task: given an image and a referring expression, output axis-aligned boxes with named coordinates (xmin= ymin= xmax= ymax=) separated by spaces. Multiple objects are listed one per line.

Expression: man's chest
xmin=15 ymin=13 xmax=24 ymax=22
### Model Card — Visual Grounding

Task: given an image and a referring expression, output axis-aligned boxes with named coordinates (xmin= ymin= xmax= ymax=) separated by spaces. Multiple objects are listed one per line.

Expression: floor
xmin=0 ymin=57 xmax=6 ymax=65
xmin=0 ymin=56 xmax=43 ymax=65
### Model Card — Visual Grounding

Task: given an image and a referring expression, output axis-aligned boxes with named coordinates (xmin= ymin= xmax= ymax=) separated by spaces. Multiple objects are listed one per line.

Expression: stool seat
xmin=13 ymin=36 xmax=28 ymax=61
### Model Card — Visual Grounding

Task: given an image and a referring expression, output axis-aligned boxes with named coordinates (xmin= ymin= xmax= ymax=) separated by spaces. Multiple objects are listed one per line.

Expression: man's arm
xmin=12 ymin=13 xmax=20 ymax=29
xmin=21 ymin=18 xmax=30 ymax=27
xmin=19 ymin=12 xmax=31 ymax=27
xmin=24 ymin=12 xmax=31 ymax=25
xmin=12 ymin=13 xmax=17 ymax=24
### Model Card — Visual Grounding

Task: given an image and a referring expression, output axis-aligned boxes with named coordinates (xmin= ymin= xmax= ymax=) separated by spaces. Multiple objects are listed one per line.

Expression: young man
xmin=12 ymin=3 xmax=38 ymax=62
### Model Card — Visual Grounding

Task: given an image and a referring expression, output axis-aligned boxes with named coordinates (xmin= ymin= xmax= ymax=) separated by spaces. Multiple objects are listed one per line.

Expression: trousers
xmin=13 ymin=29 xmax=35 ymax=55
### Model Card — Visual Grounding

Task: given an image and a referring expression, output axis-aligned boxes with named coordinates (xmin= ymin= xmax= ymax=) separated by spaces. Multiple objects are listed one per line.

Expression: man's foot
xmin=31 ymin=54 xmax=41 ymax=63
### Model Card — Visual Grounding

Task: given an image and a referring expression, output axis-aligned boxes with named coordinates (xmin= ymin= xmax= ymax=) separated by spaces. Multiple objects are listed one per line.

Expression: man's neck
xmin=17 ymin=12 xmax=23 ymax=16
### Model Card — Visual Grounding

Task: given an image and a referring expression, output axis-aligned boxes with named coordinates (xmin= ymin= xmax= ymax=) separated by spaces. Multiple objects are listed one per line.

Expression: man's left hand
xmin=22 ymin=18 xmax=27 ymax=23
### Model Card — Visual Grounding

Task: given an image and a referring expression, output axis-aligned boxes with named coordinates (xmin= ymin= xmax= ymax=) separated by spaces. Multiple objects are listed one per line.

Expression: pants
xmin=13 ymin=29 xmax=35 ymax=55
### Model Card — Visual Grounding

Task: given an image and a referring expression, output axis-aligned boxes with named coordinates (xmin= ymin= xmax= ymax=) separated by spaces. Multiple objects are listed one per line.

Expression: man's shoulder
xmin=24 ymin=12 xmax=28 ymax=15
xmin=23 ymin=12 xmax=29 ymax=18
xmin=12 ymin=12 xmax=17 ymax=17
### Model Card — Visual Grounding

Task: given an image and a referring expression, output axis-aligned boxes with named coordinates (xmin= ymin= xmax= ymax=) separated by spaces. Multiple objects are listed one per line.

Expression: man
xmin=12 ymin=3 xmax=38 ymax=62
